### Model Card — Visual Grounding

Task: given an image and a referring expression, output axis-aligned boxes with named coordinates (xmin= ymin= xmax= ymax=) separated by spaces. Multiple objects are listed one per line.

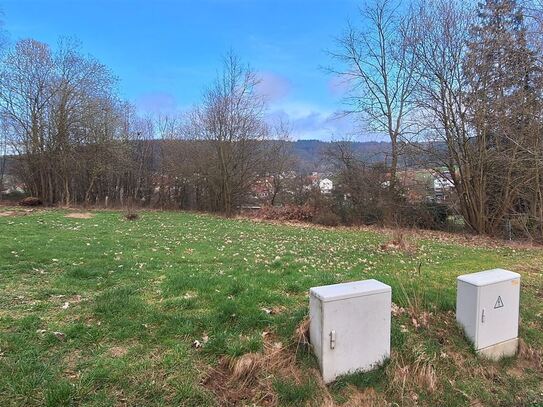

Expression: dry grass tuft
xmin=319 ymin=385 xmax=387 ymax=407
xmin=294 ymin=317 xmax=311 ymax=348
xmin=226 ymin=352 xmax=263 ymax=383
xmin=518 ymin=338 xmax=543 ymax=372
xmin=409 ymin=310 xmax=432 ymax=330
xmin=414 ymin=360 xmax=438 ymax=393
xmin=204 ymin=317 xmax=391 ymax=406
xmin=202 ymin=335 xmax=294 ymax=406
xmin=202 ymin=324 xmax=322 ymax=406
xmin=388 ymin=351 xmax=438 ymax=400
xmin=342 ymin=385 xmax=388 ymax=407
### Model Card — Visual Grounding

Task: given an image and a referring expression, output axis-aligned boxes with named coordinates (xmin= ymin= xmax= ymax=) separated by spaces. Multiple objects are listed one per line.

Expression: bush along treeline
xmin=1 ymin=0 xmax=543 ymax=241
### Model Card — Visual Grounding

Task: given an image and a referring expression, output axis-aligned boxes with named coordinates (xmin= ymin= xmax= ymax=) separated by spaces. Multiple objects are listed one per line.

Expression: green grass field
xmin=0 ymin=208 xmax=542 ymax=406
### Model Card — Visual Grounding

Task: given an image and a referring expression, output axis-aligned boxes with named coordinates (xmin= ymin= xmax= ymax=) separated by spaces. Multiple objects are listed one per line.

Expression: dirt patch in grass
xmin=65 ymin=212 xmax=95 ymax=219
xmin=63 ymin=350 xmax=83 ymax=381
xmin=379 ymin=230 xmax=418 ymax=255
xmin=0 ymin=210 xmax=27 ymax=217
xmin=49 ymin=294 xmax=84 ymax=309
xmin=202 ymin=338 xmax=285 ymax=405
xmin=109 ymin=346 xmax=129 ymax=358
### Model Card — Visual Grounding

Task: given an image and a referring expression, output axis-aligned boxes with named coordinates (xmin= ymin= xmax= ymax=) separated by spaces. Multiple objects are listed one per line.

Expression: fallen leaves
xmin=409 ymin=310 xmax=432 ymax=330
xmin=192 ymin=333 xmax=210 ymax=349
xmin=391 ymin=302 xmax=406 ymax=316
xmin=260 ymin=305 xmax=286 ymax=315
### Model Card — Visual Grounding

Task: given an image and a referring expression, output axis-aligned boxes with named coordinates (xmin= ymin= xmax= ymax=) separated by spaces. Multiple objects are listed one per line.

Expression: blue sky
xmin=1 ymin=0 xmax=380 ymax=141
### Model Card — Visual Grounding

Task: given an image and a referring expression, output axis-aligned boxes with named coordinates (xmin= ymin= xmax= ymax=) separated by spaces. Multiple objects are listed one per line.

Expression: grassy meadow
xmin=0 ymin=207 xmax=542 ymax=406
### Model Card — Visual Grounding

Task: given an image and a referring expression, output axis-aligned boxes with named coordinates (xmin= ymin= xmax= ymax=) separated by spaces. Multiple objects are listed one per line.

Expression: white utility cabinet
xmin=309 ymin=279 xmax=391 ymax=383
xmin=456 ymin=269 xmax=520 ymax=360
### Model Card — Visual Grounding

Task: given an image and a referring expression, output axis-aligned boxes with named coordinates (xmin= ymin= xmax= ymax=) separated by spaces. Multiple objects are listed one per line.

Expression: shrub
xmin=123 ymin=197 xmax=139 ymax=220
xmin=397 ymin=202 xmax=450 ymax=230
xmin=19 ymin=196 xmax=43 ymax=207
xmin=1 ymin=190 xmax=26 ymax=202
xmin=313 ymin=211 xmax=341 ymax=226
xmin=124 ymin=212 xmax=139 ymax=221
xmin=258 ymin=204 xmax=314 ymax=222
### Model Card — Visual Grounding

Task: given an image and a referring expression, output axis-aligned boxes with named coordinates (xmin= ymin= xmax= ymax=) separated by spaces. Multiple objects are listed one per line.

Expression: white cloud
xmin=255 ymin=71 xmax=292 ymax=102
xmin=266 ymin=101 xmax=360 ymax=140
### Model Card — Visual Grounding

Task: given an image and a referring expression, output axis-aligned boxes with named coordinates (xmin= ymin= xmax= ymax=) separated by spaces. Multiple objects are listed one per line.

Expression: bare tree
xmin=0 ymin=14 xmax=7 ymax=196
xmin=262 ymin=122 xmax=296 ymax=206
xmin=185 ymin=52 xmax=270 ymax=215
xmin=465 ymin=0 xmax=542 ymax=236
xmin=51 ymin=38 xmax=118 ymax=205
xmin=407 ymin=0 xmax=475 ymax=222
xmin=154 ymin=113 xmax=183 ymax=207
xmin=0 ymin=39 xmax=56 ymax=201
xmin=0 ymin=124 xmax=7 ymax=195
xmin=325 ymin=140 xmax=389 ymax=224
xmin=0 ymin=38 xmax=132 ymax=206
xmin=330 ymin=0 xmax=418 ymax=197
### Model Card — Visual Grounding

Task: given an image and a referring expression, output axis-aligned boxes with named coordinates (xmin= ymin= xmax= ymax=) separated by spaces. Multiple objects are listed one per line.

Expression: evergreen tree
xmin=463 ymin=0 xmax=542 ymax=235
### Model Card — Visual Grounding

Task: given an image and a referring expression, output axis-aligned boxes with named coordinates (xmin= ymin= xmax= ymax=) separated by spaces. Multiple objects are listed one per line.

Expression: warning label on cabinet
xmin=494 ymin=296 xmax=504 ymax=309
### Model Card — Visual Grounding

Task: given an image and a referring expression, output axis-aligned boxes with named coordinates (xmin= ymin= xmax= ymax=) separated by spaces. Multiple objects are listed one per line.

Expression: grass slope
xmin=0 ymin=208 xmax=542 ymax=406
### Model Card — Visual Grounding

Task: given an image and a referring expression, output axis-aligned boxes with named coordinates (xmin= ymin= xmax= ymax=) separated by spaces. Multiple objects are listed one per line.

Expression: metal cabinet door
xmin=477 ymin=279 xmax=520 ymax=349
xmin=321 ymin=292 xmax=391 ymax=381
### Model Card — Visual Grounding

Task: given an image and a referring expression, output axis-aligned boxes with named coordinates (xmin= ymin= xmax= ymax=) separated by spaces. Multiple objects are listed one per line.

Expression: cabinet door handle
xmin=329 ymin=330 xmax=336 ymax=349
xmin=481 ymin=308 xmax=485 ymax=324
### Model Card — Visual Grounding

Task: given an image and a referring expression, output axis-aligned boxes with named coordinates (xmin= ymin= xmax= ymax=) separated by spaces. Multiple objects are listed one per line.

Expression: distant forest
xmin=290 ymin=140 xmax=392 ymax=171
xmin=1 ymin=139 xmax=429 ymax=176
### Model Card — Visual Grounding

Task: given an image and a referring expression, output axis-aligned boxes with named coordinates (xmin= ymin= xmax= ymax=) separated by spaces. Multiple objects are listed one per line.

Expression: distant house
xmin=251 ymin=177 xmax=274 ymax=201
xmin=395 ymin=168 xmax=455 ymax=203
xmin=319 ymin=178 xmax=333 ymax=194
xmin=303 ymin=172 xmax=333 ymax=194
xmin=433 ymin=171 xmax=454 ymax=201
xmin=1 ymin=157 xmax=25 ymax=195
xmin=0 ymin=175 xmax=25 ymax=195
xmin=396 ymin=170 xmax=425 ymax=201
